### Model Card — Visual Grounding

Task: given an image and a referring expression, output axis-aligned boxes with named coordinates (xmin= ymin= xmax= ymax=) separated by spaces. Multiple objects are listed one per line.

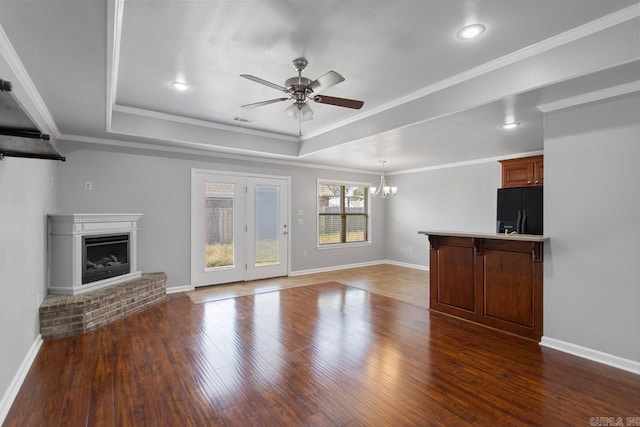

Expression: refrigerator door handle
xmin=516 ymin=210 xmax=522 ymax=234
xmin=521 ymin=210 xmax=527 ymax=234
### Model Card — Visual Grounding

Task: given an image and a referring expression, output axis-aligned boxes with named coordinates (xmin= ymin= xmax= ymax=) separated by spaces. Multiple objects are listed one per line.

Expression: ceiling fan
xmin=240 ymin=58 xmax=364 ymax=132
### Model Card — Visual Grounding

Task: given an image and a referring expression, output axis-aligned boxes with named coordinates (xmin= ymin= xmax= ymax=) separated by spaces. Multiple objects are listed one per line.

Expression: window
xmin=317 ymin=181 xmax=369 ymax=246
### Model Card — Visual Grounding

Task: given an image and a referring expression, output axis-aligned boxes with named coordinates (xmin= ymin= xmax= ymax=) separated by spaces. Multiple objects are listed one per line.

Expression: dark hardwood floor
xmin=5 ymin=281 xmax=639 ymax=426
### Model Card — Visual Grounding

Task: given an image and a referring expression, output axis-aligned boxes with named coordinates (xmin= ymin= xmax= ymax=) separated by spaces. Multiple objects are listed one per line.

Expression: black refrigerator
xmin=496 ymin=186 xmax=543 ymax=235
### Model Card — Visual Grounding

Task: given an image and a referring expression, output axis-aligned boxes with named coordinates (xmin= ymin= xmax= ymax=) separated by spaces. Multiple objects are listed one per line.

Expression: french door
xmin=191 ymin=169 xmax=289 ymax=287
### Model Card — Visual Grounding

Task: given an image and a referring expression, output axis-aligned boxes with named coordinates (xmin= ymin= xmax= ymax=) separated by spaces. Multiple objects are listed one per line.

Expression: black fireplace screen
xmin=82 ymin=234 xmax=130 ymax=284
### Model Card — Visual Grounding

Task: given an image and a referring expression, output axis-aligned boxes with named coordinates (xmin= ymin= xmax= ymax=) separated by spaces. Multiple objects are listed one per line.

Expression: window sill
xmin=316 ymin=241 xmax=372 ymax=250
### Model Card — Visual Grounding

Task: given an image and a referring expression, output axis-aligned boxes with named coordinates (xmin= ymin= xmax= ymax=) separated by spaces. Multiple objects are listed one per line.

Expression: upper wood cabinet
xmin=499 ymin=155 xmax=543 ymax=188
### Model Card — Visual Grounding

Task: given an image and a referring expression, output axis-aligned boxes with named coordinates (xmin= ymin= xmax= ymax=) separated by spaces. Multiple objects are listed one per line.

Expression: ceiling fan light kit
xmin=240 ymin=57 xmax=364 ymax=129
xmin=285 ymin=102 xmax=314 ymax=121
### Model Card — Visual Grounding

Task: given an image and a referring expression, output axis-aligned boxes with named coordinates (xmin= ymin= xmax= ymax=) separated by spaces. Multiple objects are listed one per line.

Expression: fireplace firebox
xmin=48 ymin=214 xmax=142 ymax=295
xmin=82 ymin=234 xmax=131 ymax=284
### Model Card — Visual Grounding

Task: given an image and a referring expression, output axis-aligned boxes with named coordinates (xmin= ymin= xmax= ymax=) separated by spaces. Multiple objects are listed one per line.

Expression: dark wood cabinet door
xmin=483 ymin=248 xmax=534 ymax=327
xmin=534 ymin=157 xmax=544 ymax=185
xmin=435 ymin=244 xmax=476 ymax=311
xmin=499 ymin=155 xmax=543 ymax=188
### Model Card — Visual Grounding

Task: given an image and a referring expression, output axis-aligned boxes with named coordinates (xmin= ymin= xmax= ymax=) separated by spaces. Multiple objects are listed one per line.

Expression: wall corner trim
xmin=0 ymin=334 xmax=43 ymax=424
xmin=540 ymin=336 xmax=640 ymax=375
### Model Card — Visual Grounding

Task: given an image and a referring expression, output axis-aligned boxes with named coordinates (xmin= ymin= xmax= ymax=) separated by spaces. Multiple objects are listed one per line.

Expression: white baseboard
xmin=289 ymin=260 xmax=386 ymax=276
xmin=383 ymin=259 xmax=429 ymax=271
xmin=290 ymin=260 xmax=428 ymax=277
xmin=0 ymin=334 xmax=43 ymax=425
xmin=540 ymin=336 xmax=640 ymax=375
xmin=165 ymin=284 xmax=194 ymax=294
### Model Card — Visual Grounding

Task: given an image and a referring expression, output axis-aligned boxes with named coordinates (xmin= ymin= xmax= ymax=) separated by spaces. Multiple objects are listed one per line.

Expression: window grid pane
xmin=318 ymin=214 xmax=343 ymax=244
xmin=318 ymin=182 xmax=369 ymax=246
xmin=346 ymin=215 xmax=367 ymax=242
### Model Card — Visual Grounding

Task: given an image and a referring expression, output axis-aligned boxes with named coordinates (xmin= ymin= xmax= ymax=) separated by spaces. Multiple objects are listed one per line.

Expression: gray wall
xmin=56 ymin=141 xmax=386 ymax=288
xmin=385 ymin=161 xmax=502 ymax=266
xmin=544 ymin=93 xmax=640 ymax=362
xmin=0 ymin=157 xmax=56 ymax=412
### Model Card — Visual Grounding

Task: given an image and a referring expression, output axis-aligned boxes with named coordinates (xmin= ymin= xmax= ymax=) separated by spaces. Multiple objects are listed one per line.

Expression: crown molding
xmin=302 ymin=4 xmax=640 ymax=141
xmin=59 ymin=132 xmax=545 ymax=177
xmin=58 ymin=133 xmax=379 ymax=175
xmin=388 ymin=150 xmax=545 ymax=176
xmin=537 ymin=80 xmax=640 ymax=113
xmin=0 ymin=23 xmax=60 ymax=138
xmin=112 ymin=104 xmax=299 ymax=143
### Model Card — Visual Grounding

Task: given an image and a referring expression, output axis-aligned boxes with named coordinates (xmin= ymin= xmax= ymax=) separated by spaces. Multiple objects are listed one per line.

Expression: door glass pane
xmin=255 ymin=185 xmax=279 ymax=266
xmin=205 ymin=182 xmax=234 ymax=269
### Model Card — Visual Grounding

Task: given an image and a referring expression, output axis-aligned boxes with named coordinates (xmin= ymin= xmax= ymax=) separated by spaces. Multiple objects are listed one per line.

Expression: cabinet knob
xmin=535 ymin=180 xmax=539 ymax=184
xmin=527 ymin=181 xmax=532 ymax=184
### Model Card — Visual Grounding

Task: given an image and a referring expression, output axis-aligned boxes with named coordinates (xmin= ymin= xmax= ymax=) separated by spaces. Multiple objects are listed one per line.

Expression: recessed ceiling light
xmin=171 ymin=81 xmax=189 ymax=91
xmin=457 ymin=24 xmax=486 ymax=40
xmin=500 ymin=122 xmax=521 ymax=130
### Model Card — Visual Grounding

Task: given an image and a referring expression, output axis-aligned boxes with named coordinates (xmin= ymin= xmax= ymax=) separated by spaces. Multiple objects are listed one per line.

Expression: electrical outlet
xmin=84 ymin=181 xmax=93 ymax=191
xmin=303 ymin=250 xmax=307 ymax=257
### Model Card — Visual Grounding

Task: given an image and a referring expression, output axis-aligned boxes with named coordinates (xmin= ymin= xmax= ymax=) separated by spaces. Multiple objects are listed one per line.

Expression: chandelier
xmin=369 ymin=161 xmax=397 ymax=199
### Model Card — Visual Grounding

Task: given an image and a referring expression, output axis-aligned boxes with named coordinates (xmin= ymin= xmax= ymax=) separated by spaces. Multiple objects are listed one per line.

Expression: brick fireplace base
xmin=40 ymin=272 xmax=167 ymax=339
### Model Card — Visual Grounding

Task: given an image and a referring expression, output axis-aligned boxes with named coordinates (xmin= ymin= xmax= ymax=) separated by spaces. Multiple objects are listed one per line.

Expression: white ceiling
xmin=0 ymin=0 xmax=638 ymax=173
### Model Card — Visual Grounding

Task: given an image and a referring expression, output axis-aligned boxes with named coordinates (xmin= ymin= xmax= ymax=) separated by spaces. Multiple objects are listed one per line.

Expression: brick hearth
xmin=40 ymin=272 xmax=167 ymax=339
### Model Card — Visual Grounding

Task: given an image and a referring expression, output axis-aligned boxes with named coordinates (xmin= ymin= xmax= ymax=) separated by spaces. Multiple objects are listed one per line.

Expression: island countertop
xmin=418 ymin=230 xmax=549 ymax=243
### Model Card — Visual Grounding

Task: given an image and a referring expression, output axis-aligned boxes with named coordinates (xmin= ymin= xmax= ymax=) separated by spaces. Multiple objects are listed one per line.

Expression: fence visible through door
xmin=191 ymin=170 xmax=289 ymax=287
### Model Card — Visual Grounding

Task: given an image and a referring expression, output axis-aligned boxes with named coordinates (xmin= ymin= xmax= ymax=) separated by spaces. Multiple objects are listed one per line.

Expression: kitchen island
xmin=418 ymin=231 xmax=549 ymax=341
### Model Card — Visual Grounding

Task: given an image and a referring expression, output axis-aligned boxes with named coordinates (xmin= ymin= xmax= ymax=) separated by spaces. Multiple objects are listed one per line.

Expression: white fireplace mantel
xmin=48 ymin=213 xmax=143 ymax=295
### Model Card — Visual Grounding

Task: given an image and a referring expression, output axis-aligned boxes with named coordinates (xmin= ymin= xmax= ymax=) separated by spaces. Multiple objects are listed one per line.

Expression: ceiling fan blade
xmin=313 ymin=95 xmax=364 ymax=109
xmin=240 ymin=74 xmax=288 ymax=92
xmin=307 ymin=71 xmax=345 ymax=94
xmin=241 ymin=98 xmax=289 ymax=109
